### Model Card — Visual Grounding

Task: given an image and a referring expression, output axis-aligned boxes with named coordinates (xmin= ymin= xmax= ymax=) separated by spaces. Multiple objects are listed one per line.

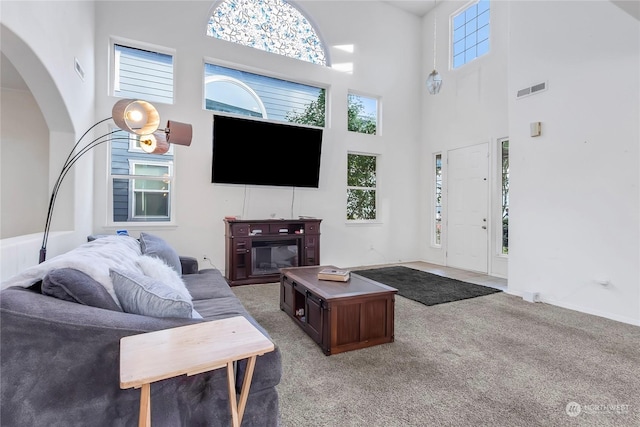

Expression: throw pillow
xmin=42 ymin=268 xmax=122 ymax=312
xmin=1 ymin=235 xmax=141 ymax=305
xmin=136 ymin=255 xmax=192 ymax=302
xmin=110 ymin=269 xmax=193 ymax=318
xmin=139 ymin=232 xmax=182 ymax=275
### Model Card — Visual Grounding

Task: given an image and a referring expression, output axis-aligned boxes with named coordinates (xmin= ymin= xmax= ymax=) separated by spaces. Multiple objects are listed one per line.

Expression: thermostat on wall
xmin=530 ymin=122 xmax=541 ymax=137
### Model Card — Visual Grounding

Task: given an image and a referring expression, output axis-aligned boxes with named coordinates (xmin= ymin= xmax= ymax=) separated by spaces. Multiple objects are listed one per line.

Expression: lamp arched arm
xmin=39 ymin=135 xmax=132 ymax=261
xmin=42 ymin=130 xmax=119 ymax=249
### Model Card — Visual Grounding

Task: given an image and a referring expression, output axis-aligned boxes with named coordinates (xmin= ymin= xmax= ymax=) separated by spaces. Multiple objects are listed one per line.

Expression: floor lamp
xmin=39 ymin=99 xmax=192 ymax=263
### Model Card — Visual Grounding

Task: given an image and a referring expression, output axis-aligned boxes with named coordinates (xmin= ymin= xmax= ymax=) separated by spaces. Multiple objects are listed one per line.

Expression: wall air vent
xmin=516 ymin=81 xmax=547 ymax=99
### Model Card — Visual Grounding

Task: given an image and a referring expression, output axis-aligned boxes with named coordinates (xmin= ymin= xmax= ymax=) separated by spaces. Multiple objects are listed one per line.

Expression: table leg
xmin=227 ymin=356 xmax=258 ymax=427
xmin=237 ymin=355 xmax=257 ymax=421
xmin=227 ymin=362 xmax=240 ymax=427
xmin=139 ymin=383 xmax=151 ymax=427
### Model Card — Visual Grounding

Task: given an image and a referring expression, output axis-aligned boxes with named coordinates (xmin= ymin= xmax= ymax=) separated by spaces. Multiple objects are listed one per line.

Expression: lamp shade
xmin=112 ymin=99 xmax=160 ymax=135
xmin=140 ymin=132 xmax=170 ymax=154
xmin=426 ymin=70 xmax=442 ymax=95
xmin=165 ymin=120 xmax=193 ymax=146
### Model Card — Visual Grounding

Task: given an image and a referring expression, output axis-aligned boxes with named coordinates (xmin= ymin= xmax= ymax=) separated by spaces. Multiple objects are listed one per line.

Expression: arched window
xmin=207 ymin=0 xmax=328 ymax=66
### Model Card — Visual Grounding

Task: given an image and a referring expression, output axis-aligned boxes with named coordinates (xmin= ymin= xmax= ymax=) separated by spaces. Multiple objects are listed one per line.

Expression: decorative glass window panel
xmin=347 ymin=153 xmax=377 ymax=221
xmin=347 ymin=93 xmax=378 ymax=135
xmin=204 ymin=63 xmax=326 ymax=126
xmin=434 ymin=154 xmax=443 ymax=246
xmin=452 ymin=0 xmax=490 ymax=69
xmin=501 ymin=139 xmax=509 ymax=254
xmin=110 ymin=129 xmax=174 ymax=222
xmin=113 ymin=44 xmax=174 ymax=104
xmin=207 ymin=0 xmax=327 ymax=66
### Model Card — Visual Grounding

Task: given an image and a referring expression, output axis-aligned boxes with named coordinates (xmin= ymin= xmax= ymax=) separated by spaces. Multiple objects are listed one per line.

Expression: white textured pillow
xmin=136 ymin=255 xmax=192 ymax=302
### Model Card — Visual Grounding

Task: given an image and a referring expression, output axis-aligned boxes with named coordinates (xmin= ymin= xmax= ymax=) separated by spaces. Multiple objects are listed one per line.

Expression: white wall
xmin=1 ymin=84 xmax=49 ymax=238
xmin=507 ymin=1 xmax=640 ymax=325
xmin=92 ymin=1 xmax=423 ymax=272
xmin=419 ymin=0 xmax=639 ymax=324
xmin=0 ymin=1 xmax=97 ymax=279
xmin=420 ymin=0 xmax=510 ymax=278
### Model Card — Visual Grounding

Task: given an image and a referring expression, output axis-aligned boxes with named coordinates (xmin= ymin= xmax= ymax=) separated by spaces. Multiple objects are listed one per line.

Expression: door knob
xmin=482 ymin=226 xmax=487 ymax=229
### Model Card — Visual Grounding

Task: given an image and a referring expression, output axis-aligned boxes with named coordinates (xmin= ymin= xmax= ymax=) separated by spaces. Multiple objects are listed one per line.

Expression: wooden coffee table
xmin=280 ymin=265 xmax=397 ymax=355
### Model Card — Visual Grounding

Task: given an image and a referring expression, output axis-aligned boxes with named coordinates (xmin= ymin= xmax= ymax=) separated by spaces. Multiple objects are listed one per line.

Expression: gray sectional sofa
xmin=0 ymin=234 xmax=281 ymax=426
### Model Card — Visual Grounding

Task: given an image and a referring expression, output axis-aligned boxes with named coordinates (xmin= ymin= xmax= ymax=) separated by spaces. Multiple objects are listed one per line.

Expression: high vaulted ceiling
xmin=383 ymin=1 xmax=436 ymax=17
xmin=385 ymin=0 xmax=639 ymax=21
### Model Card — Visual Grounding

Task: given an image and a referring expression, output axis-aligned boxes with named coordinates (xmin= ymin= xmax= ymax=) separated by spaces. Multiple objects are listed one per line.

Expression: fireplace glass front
xmin=251 ymin=239 xmax=299 ymax=276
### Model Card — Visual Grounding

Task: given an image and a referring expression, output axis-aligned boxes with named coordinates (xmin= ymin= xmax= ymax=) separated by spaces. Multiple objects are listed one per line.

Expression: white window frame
xmin=451 ymin=0 xmax=490 ymax=69
xmin=346 ymin=152 xmax=379 ymax=223
xmin=128 ymin=160 xmax=173 ymax=220
xmin=203 ymin=60 xmax=327 ymax=126
xmin=433 ymin=152 xmax=443 ymax=247
xmin=110 ymin=37 xmax=176 ymax=105
xmin=108 ymin=128 xmax=177 ymax=227
xmin=498 ymin=137 xmax=509 ymax=256
xmin=347 ymin=91 xmax=380 ymax=136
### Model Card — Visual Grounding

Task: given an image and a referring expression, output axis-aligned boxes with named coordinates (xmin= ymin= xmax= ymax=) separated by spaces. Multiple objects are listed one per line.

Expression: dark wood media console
xmin=224 ymin=218 xmax=321 ymax=286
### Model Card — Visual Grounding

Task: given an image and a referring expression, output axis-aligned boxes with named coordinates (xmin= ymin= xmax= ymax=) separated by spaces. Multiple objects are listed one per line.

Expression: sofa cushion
xmin=42 ymin=268 xmax=122 ymax=312
xmin=182 ymin=270 xmax=235 ymax=301
xmin=136 ymin=255 xmax=192 ymax=302
xmin=139 ymin=232 xmax=182 ymax=275
xmin=192 ymin=296 xmax=249 ymax=319
xmin=111 ymin=269 xmax=194 ymax=318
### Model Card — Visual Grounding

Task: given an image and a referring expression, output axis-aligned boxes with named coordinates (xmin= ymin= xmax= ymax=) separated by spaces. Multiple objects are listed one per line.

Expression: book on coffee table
xmin=317 ymin=268 xmax=350 ymax=282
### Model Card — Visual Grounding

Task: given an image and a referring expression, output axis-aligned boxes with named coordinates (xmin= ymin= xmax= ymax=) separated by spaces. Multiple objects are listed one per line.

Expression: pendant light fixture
xmin=426 ymin=0 xmax=442 ymax=95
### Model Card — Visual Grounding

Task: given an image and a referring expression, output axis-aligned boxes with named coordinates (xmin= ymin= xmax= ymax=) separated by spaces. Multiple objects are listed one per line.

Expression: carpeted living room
xmin=1 ymin=0 xmax=639 ymax=426
xmin=232 ymin=263 xmax=640 ymax=426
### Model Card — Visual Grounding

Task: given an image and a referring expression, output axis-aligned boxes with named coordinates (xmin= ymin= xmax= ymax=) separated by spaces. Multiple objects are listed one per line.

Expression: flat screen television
xmin=211 ymin=114 xmax=323 ymax=188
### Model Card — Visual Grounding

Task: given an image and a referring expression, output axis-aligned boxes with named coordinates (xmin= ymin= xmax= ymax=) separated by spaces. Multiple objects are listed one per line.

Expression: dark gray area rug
xmin=353 ymin=266 xmax=501 ymax=306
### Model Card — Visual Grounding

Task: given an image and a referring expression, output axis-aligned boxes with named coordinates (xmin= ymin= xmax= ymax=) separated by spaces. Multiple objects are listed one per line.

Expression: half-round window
xmin=207 ymin=0 xmax=328 ymax=66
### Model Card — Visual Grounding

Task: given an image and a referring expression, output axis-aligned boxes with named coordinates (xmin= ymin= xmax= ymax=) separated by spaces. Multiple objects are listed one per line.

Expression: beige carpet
xmin=233 ymin=283 xmax=640 ymax=427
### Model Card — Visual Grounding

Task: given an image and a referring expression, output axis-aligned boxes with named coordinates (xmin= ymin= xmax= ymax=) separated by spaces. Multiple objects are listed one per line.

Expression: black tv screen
xmin=212 ymin=114 xmax=323 ymax=188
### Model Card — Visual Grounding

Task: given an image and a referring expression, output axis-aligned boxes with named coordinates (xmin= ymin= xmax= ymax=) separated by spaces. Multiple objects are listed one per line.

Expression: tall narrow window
xmin=113 ymin=43 xmax=174 ymax=104
xmin=452 ymin=0 xmax=490 ymax=69
xmin=501 ymin=139 xmax=509 ymax=254
xmin=129 ymin=162 xmax=172 ymax=220
xmin=434 ymin=154 xmax=443 ymax=246
xmin=110 ymin=129 xmax=174 ymax=223
xmin=347 ymin=93 xmax=378 ymax=135
xmin=207 ymin=0 xmax=328 ymax=66
xmin=347 ymin=153 xmax=377 ymax=221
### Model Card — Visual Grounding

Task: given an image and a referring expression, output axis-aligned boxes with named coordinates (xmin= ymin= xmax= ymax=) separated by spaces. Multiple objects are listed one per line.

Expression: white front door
xmin=447 ymin=143 xmax=489 ymax=273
